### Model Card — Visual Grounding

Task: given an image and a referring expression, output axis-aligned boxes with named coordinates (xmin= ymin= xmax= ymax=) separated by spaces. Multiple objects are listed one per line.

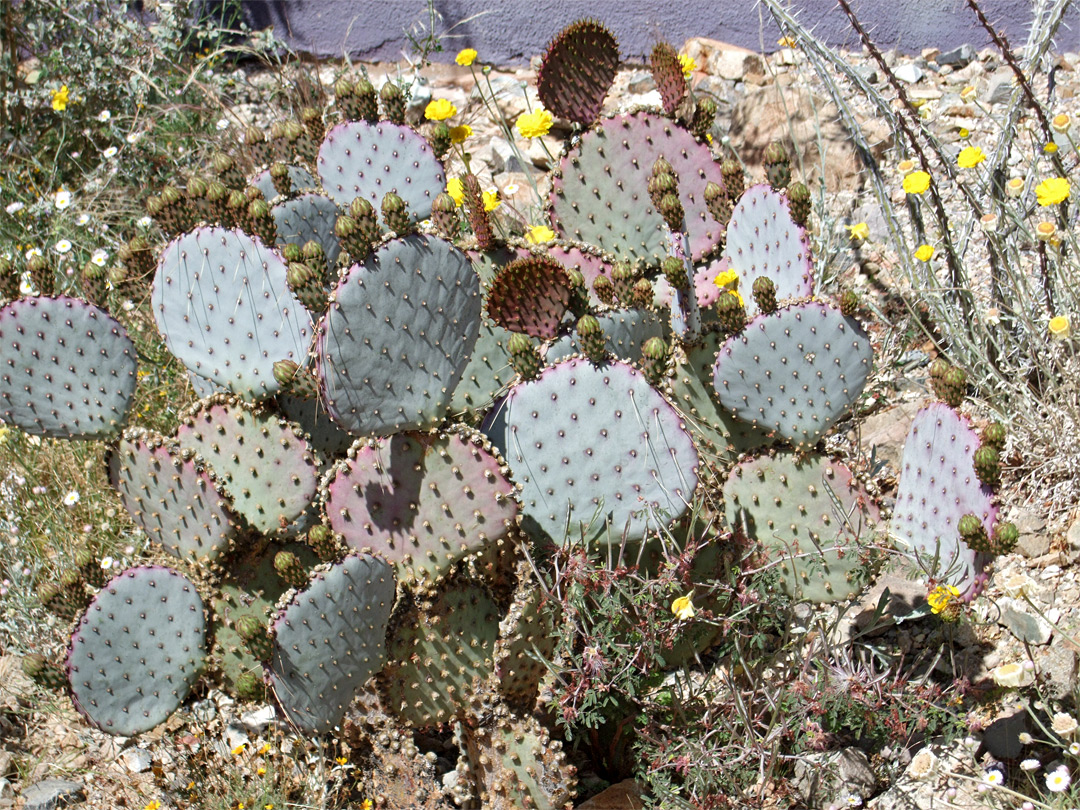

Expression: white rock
xmin=241 ymin=705 xmax=277 ymax=734
xmin=894 ymin=63 xmax=924 ymax=84
xmin=118 ymin=747 xmax=153 ymax=773
xmin=223 ymin=722 xmax=250 ymax=753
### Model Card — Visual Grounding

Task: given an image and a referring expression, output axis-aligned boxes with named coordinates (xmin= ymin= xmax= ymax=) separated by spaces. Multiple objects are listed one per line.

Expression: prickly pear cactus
xmin=724 ymin=184 xmax=813 ymax=317
xmin=267 ymin=552 xmax=395 ymax=734
xmin=712 ymin=302 xmax=872 ymax=449
xmin=485 ymin=255 xmax=574 ymax=340
xmin=108 ymin=428 xmax=240 ymax=564
xmin=535 ymin=19 xmax=620 ymax=126
xmin=253 ymin=164 xmax=317 ymax=201
xmin=151 ymin=227 xmax=313 ymax=400
xmin=0 ymin=295 xmax=138 ymax=440
xmin=725 ymin=452 xmax=881 ymax=603
xmin=550 ymin=112 xmax=728 ymax=267
xmin=449 ymin=319 xmax=517 ymax=421
xmin=176 ymin=396 xmax=321 ymax=535
xmin=317 ymin=234 xmax=482 ymax=436
xmin=323 ymin=428 xmax=519 ymax=584
xmin=486 ymin=357 xmax=699 ymax=544
xmin=891 ymin=404 xmax=997 ymax=598
xmin=271 ymin=192 xmax=343 ymax=273
xmin=67 ymin=566 xmax=207 ymax=736
xmin=317 ymin=120 xmax=445 ymax=221
xmin=544 ymin=308 xmax=665 ymax=366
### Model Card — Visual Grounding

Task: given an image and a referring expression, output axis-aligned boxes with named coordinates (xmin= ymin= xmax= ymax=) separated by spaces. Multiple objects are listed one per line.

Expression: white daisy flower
xmin=5 ymin=202 xmax=24 ymax=214
xmin=137 ymin=215 xmax=152 ymax=228
xmin=1047 ymin=765 xmax=1071 ymax=792
xmin=125 ymin=132 xmax=141 ymax=144
xmin=76 ymin=213 xmax=91 ymax=226
xmin=25 ymin=247 xmax=42 ymax=260
xmin=100 ymin=556 xmax=114 ymax=569
xmin=91 ymin=249 xmax=108 ymax=266
xmin=54 ymin=239 xmax=72 ymax=254
xmin=216 ymin=118 xmax=230 ymax=130
xmin=63 ymin=490 xmax=80 ymax=507
xmin=1021 ymin=758 xmax=1041 ymax=771
xmin=102 ymin=146 xmax=118 ymax=158
xmin=97 ymin=110 xmax=111 ymax=122
xmin=983 ymin=769 xmax=1004 ymax=786
xmin=503 ymin=182 xmax=519 ymax=195
xmin=54 ymin=189 xmax=73 ymax=209
xmin=19 ymin=276 xmax=35 ymax=296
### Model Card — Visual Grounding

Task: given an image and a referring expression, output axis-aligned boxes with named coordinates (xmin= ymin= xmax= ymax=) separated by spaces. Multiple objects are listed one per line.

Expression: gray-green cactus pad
xmin=324 ymin=429 xmax=518 ymax=584
xmin=272 ymin=192 xmax=343 ymax=273
xmin=725 ymin=184 xmax=814 ymax=317
xmin=891 ymin=403 xmax=996 ymax=598
xmin=712 ymin=302 xmax=872 ymax=448
xmin=317 ymin=120 xmax=445 ymax=219
xmin=544 ymin=308 xmax=665 ymax=365
xmin=0 ymin=295 xmax=137 ymax=440
xmin=67 ymin=566 xmax=207 ymax=736
xmin=177 ymin=396 xmax=321 ymax=535
xmin=549 ymin=111 xmax=727 ymax=267
xmin=267 ymin=553 xmax=395 ymax=734
xmin=108 ymin=428 xmax=239 ymax=564
xmin=276 ymin=394 xmax=355 ymax=459
xmin=252 ymin=165 xmax=317 ymax=200
xmin=725 ymin=452 xmax=881 ymax=603
xmin=152 ymin=227 xmax=313 ymax=400
xmin=450 ymin=318 xmax=517 ymax=422
xmin=487 ymin=357 xmax=699 ymax=544
xmin=317 ymin=234 xmax=482 ymax=436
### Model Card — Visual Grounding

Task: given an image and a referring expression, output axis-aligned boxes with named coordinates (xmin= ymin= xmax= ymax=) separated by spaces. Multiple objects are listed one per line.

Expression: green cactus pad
xmin=0 ymin=295 xmax=137 ymax=440
xmin=724 ymin=184 xmax=814 ymax=317
xmin=725 ymin=452 xmax=881 ymax=603
xmin=450 ymin=318 xmax=518 ymax=422
xmin=378 ymin=580 xmax=500 ymax=727
xmin=712 ymin=302 xmax=872 ymax=449
xmin=317 ymin=234 xmax=482 ymax=436
xmin=317 ymin=121 xmax=444 ymax=221
xmin=324 ymin=428 xmax=518 ymax=584
xmin=272 ymin=192 xmax=343 ymax=277
xmin=151 ymin=227 xmax=314 ymax=400
xmin=276 ymin=394 xmax=355 ymax=459
xmin=550 ymin=112 xmax=727 ymax=267
xmin=891 ymin=403 xmax=997 ymax=598
xmin=535 ymin=19 xmax=620 ymax=126
xmin=544 ymin=308 xmax=665 ymax=366
xmin=67 ymin=566 xmax=207 ymax=736
xmin=252 ymin=165 xmax=317 ymax=200
xmin=486 ymin=357 xmax=699 ymax=544
xmin=546 ymin=243 xmax=616 ymax=307
xmin=177 ymin=396 xmax=321 ymax=535
xmin=267 ymin=552 xmax=395 ymax=734
xmin=108 ymin=428 xmax=240 ymax=564
xmin=495 ymin=568 xmax=556 ymax=708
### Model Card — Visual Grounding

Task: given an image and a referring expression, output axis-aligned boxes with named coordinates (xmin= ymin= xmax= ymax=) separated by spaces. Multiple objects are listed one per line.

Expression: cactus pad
xmin=151 ymin=227 xmax=313 ymax=400
xmin=267 ymin=553 xmax=395 ymax=734
xmin=252 ymin=165 xmax=316 ymax=200
xmin=712 ymin=302 xmax=872 ymax=448
xmin=0 ymin=295 xmax=137 ymax=440
xmin=67 ymin=566 xmax=207 ymax=736
xmin=536 ymin=19 xmax=619 ymax=126
xmin=108 ymin=428 xmax=240 ymax=564
xmin=317 ymin=121 xmax=444 ymax=221
xmin=485 ymin=255 xmax=573 ymax=340
xmin=324 ymin=428 xmax=518 ymax=583
xmin=317 ymin=234 xmax=482 ymax=436
xmin=272 ymin=192 xmax=343 ymax=275
xmin=450 ymin=319 xmax=517 ymax=421
xmin=891 ymin=404 xmax=997 ymax=598
xmin=725 ymin=452 xmax=881 ymax=603
xmin=487 ymin=357 xmax=698 ymax=544
xmin=550 ymin=112 xmax=727 ymax=267
xmin=544 ymin=308 xmax=665 ymax=366
xmin=724 ymin=184 xmax=813 ymax=317
xmin=177 ymin=396 xmax=320 ymax=535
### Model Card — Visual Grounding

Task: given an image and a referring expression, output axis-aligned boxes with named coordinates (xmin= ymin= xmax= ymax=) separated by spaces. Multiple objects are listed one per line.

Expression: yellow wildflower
xmin=51 ymin=85 xmax=69 ymax=111
xmin=1036 ymin=177 xmax=1070 ymax=205
xmin=927 ymin=584 xmax=960 ymax=615
xmin=777 ymin=36 xmax=797 ymax=47
xmin=455 ymin=48 xmax=478 ymax=67
xmin=958 ymin=127 xmax=969 ymax=139
xmin=446 ymin=177 xmax=464 ymax=207
xmin=1052 ymin=113 xmax=1071 ymax=134
xmin=232 ymin=743 xmax=247 ymax=755
xmin=846 ymin=222 xmax=870 ymax=241
xmin=914 ymin=244 xmax=934 ymax=262
xmin=336 ymin=756 xmax=349 ymax=765
xmin=957 ymin=146 xmax=984 ymax=168
xmin=671 ymin=593 xmax=695 ymax=620
xmin=678 ymin=54 xmax=697 ymax=78
xmin=257 ymin=767 xmax=266 ymax=776
xmin=960 ymin=85 xmax=977 ymax=101
xmin=258 ymin=743 xmax=271 ymax=755
xmin=361 ymin=801 xmax=374 ymax=810
xmin=1050 ymin=315 xmax=1071 ymax=340
xmin=516 ymin=108 xmax=554 ymax=139
xmin=902 ymin=171 xmax=931 ymax=195
xmin=526 ymin=225 xmax=556 ymax=244
xmin=897 ymin=159 xmax=917 ymax=176
xmin=424 ymin=98 xmax=457 ymax=121
xmin=482 ymin=189 xmax=501 ymax=212
xmin=145 ymin=802 xmax=162 ymax=810
xmin=449 ymin=124 xmax=472 ymax=144
xmin=1044 ymin=142 xmax=1059 ymax=154
xmin=713 ymin=268 xmax=739 ymax=291
xmin=1036 ymin=221 xmax=1057 ymax=242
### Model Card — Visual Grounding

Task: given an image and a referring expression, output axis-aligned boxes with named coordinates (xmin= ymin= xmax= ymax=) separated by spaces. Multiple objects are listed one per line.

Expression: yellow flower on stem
xmin=1005 ymin=177 xmax=1025 ymax=198
xmin=455 ymin=48 xmax=478 ymax=66
xmin=424 ymin=98 xmax=457 ymax=121
xmin=1036 ymin=221 xmax=1057 ymax=242
xmin=957 ymin=127 xmax=970 ymax=139
xmin=777 ymin=36 xmax=797 ymax=47
xmin=144 ymin=802 xmax=162 ymax=810
xmin=957 ymin=146 xmax=985 ymax=168
xmin=927 ymin=584 xmax=960 ymax=615
xmin=902 ymin=171 xmax=931 ymax=195
xmin=526 ymin=225 xmax=556 ymax=244
xmin=1036 ymin=177 xmax=1070 ymax=206
xmin=1044 ymin=142 xmax=1059 ymax=154
xmin=482 ymin=189 xmax=501 ymax=212
xmin=232 ymin=743 xmax=247 ymax=755
xmin=361 ymin=801 xmax=374 ymax=810
xmin=51 ymin=85 xmax=69 ymax=111
xmin=914 ymin=244 xmax=934 ymax=262
xmin=678 ymin=54 xmax=697 ymax=78
xmin=960 ymin=85 xmax=976 ymax=102
xmin=713 ymin=268 xmax=739 ymax=291
xmin=449 ymin=124 xmax=472 ymax=144
xmin=446 ymin=177 xmax=464 ymax=207
xmin=336 ymin=756 xmax=349 ymax=765
xmin=846 ymin=222 xmax=870 ymax=242
xmin=516 ymin=108 xmax=554 ymax=139
xmin=1052 ymin=113 xmax=1071 ymax=134
xmin=671 ymin=593 xmax=695 ymax=620
xmin=1050 ymin=315 xmax=1071 ymax=340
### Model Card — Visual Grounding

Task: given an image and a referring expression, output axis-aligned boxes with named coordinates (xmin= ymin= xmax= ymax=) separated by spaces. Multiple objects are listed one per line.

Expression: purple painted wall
xmin=234 ymin=1 xmax=1078 ymax=64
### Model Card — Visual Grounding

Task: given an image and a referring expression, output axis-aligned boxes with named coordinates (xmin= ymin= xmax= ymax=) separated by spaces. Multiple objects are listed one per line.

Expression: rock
xmin=575 ymin=779 xmax=645 ymax=809
xmin=1038 ymin=644 xmax=1079 ymax=699
xmin=1017 ymin=531 xmax=1051 ymax=558
xmin=625 ymin=70 xmax=655 ymax=94
xmin=985 ymin=67 xmax=1017 ymax=104
xmin=223 ymin=722 xmax=250 ymax=753
xmin=730 ymin=82 xmax=892 ymax=192
xmin=869 ymin=739 xmax=983 ymax=809
xmin=487 ymin=137 xmax=526 ymax=175
xmin=998 ymin=598 xmax=1054 ymax=645
xmin=857 ymin=401 xmax=919 ymax=472
xmin=0 ymin=779 xmax=11 ymax=800
xmin=793 ymin=748 xmax=876 ymax=809
xmin=241 ymin=705 xmax=276 ymax=734
xmin=526 ymin=135 xmax=562 ymax=170
xmin=981 ymin=709 xmax=1027 ymax=760
xmin=1065 ymin=514 xmax=1080 ymax=549
xmin=854 ymin=64 xmax=879 ymax=84
xmin=683 ymin=38 xmax=764 ymax=82
xmin=893 ymin=63 xmax=924 ymax=84
xmin=20 ymin=779 xmax=85 ymax=810
xmin=852 ymin=570 xmax=929 ymax=637
xmin=939 ymin=44 xmax=976 ymax=67
xmin=117 ymin=748 xmax=152 ymax=774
